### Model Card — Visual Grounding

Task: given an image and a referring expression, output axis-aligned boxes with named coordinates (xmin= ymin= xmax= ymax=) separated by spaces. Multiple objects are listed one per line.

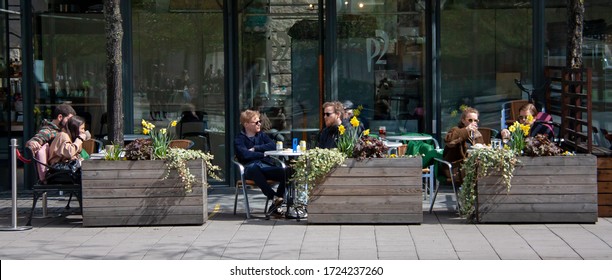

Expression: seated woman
xmin=234 ymin=109 xmax=287 ymax=216
xmin=47 ymin=116 xmax=90 ymax=183
xmin=442 ymin=106 xmax=484 ymax=183
xmin=500 ymin=103 xmax=555 ymax=141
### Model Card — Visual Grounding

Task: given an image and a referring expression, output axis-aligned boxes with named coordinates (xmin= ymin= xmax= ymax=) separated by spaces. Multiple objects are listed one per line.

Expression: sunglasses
xmin=518 ymin=116 xmax=529 ymax=121
xmin=467 ymin=118 xmax=479 ymax=123
xmin=323 ymin=112 xmax=334 ymax=117
xmin=250 ymin=120 xmax=261 ymax=125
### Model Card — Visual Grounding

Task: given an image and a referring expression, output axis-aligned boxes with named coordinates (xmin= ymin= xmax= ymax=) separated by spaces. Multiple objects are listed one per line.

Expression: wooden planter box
xmin=81 ymin=160 xmax=207 ymax=227
xmin=476 ymin=155 xmax=597 ymax=223
xmin=598 ymin=156 xmax=612 ymax=217
xmin=308 ymin=157 xmax=422 ymax=224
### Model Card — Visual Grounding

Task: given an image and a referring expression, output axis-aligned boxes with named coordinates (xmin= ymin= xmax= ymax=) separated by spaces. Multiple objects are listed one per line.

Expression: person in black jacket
xmin=500 ymin=103 xmax=555 ymax=141
xmin=317 ymin=101 xmax=344 ymax=149
xmin=234 ymin=109 xmax=286 ymax=216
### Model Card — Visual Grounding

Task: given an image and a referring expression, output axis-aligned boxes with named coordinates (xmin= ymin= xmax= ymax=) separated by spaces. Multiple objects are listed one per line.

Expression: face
xmin=344 ymin=109 xmax=354 ymax=120
xmin=462 ymin=112 xmax=479 ymax=127
xmin=58 ymin=114 xmax=74 ymax=128
xmin=323 ymin=106 xmax=340 ymax=127
xmin=244 ymin=116 xmax=261 ymax=134
xmin=518 ymin=109 xmax=534 ymax=125
xmin=79 ymin=124 xmax=86 ymax=135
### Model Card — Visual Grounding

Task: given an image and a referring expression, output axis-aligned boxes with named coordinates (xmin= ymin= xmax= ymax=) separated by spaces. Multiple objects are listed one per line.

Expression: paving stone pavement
xmin=1 ymin=186 xmax=611 ymax=260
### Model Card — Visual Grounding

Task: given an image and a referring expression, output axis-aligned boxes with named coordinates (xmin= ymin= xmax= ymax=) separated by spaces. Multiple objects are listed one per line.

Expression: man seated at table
xmin=234 ymin=109 xmax=287 ymax=216
xmin=26 ymin=103 xmax=77 ymax=153
xmin=317 ymin=101 xmax=344 ymax=149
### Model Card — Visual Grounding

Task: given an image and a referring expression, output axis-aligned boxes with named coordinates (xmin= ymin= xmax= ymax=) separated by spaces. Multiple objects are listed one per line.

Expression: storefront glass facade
xmin=2 ymin=0 xmax=612 ymax=190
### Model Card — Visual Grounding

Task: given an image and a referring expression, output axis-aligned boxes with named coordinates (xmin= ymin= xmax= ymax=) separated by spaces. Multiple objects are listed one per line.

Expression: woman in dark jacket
xmin=234 ymin=109 xmax=286 ymax=215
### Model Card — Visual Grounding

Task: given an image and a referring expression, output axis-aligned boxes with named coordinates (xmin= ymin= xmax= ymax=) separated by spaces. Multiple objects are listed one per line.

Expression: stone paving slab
xmin=1 ymin=187 xmax=612 ymax=260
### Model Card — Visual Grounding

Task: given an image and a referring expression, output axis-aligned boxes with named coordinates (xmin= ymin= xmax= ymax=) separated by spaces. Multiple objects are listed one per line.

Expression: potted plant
xmin=292 ymin=114 xmax=423 ymax=224
xmin=80 ymin=119 xmax=221 ymax=227
xmin=460 ymin=133 xmax=598 ymax=223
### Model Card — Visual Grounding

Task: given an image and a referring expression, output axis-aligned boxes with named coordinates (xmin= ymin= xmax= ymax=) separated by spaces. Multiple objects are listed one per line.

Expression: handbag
xmin=46 ymin=160 xmax=81 ymax=184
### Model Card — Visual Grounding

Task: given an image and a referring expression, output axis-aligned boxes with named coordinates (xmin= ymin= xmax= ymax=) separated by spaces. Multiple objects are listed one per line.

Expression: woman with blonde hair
xmin=442 ymin=106 xmax=484 ymax=182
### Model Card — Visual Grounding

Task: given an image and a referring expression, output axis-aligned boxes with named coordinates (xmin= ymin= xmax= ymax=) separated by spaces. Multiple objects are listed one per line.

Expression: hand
xmin=26 ymin=141 xmax=41 ymax=153
xmin=84 ymin=130 xmax=91 ymax=140
xmin=79 ymin=133 xmax=88 ymax=141
xmin=248 ymin=148 xmax=255 ymax=152
xmin=500 ymin=129 xmax=510 ymax=139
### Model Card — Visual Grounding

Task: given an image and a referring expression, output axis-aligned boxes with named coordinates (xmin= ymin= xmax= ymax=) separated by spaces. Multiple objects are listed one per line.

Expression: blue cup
xmin=292 ymin=138 xmax=298 ymax=152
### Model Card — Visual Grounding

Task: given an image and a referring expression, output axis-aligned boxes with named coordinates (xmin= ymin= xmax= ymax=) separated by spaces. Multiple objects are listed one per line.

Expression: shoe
xmin=266 ymin=196 xmax=284 ymax=216
xmin=286 ymin=206 xmax=307 ymax=219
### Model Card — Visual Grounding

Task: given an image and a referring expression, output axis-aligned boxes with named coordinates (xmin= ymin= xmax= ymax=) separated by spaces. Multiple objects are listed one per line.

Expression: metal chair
xmin=16 ymin=144 xmax=82 ymax=226
xmin=429 ymin=157 xmax=461 ymax=213
xmin=82 ymin=139 xmax=105 ymax=155
xmin=169 ymin=139 xmax=195 ymax=149
xmin=231 ymin=157 xmax=286 ymax=219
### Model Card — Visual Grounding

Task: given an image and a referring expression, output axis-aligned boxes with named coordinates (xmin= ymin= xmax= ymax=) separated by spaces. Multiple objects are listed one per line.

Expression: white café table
xmin=264 ymin=149 xmax=304 ymax=221
xmin=385 ymin=134 xmax=439 ymax=149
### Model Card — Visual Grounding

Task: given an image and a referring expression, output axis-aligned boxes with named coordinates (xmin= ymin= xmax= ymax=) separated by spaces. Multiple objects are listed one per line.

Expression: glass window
xmin=132 ymin=1 xmax=227 ymax=181
xmin=337 ymin=0 xmax=428 ymax=136
xmin=440 ymin=1 xmax=533 ymax=137
xmin=238 ymin=0 xmax=320 ymax=147
xmin=32 ymin=0 xmax=106 ymax=139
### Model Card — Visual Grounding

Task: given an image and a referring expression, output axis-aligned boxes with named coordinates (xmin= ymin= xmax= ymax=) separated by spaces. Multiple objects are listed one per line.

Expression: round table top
xmin=384 ymin=142 xmax=403 ymax=148
xmin=264 ymin=150 xmax=304 ymax=157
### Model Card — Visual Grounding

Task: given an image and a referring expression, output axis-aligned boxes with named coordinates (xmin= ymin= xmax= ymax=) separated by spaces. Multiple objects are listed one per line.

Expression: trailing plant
xmin=291 ymin=148 xmax=346 ymax=197
xmin=104 ymin=142 xmax=123 ymax=160
xmin=163 ymin=148 xmax=221 ymax=193
xmin=459 ymin=148 xmax=519 ymax=218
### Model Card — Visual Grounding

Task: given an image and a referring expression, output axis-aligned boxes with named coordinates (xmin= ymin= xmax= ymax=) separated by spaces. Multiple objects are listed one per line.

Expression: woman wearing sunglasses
xmin=500 ymin=103 xmax=555 ymax=141
xmin=442 ymin=106 xmax=484 ymax=183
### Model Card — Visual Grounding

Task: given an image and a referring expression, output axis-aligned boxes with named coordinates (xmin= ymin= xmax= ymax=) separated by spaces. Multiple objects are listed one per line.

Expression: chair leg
xmin=65 ymin=192 xmax=73 ymax=210
xmin=27 ymin=191 xmax=42 ymax=226
xmin=233 ymin=183 xmax=239 ymax=215
xmin=428 ymin=182 xmax=440 ymax=214
xmin=239 ymin=179 xmax=251 ymax=219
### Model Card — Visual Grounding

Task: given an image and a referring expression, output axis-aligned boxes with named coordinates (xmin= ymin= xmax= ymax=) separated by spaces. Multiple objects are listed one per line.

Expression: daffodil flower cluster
xmin=507 ymin=114 xmax=533 ymax=154
xmin=141 ymin=119 xmax=177 ymax=160
xmin=337 ymin=116 xmax=369 ymax=158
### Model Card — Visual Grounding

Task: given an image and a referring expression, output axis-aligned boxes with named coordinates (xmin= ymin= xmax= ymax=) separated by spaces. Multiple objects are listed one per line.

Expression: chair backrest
xmin=169 ymin=139 xmax=195 ymax=149
xmin=478 ymin=127 xmax=495 ymax=144
xmin=178 ymin=121 xmax=207 ymax=138
xmin=509 ymin=100 xmax=529 ymax=122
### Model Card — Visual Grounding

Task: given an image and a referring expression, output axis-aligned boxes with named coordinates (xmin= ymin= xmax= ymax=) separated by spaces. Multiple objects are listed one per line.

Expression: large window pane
xmin=441 ymin=1 xmax=532 ymax=136
xmin=132 ymin=0 xmax=226 ymax=181
xmin=337 ymin=0 xmax=428 ymax=135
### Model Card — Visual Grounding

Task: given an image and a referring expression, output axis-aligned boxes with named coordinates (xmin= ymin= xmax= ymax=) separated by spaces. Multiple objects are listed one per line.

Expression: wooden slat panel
xmin=477 ymin=184 xmax=597 ymax=195
xmin=83 ymin=196 xmax=204 ymax=207
xmin=599 ymin=182 xmax=612 ymax=193
xmin=307 ymin=213 xmax=423 ymax=224
xmin=327 ymin=167 xmax=420 ymax=176
xmin=598 ymin=206 xmax=612 ymax=217
xmin=342 ymin=158 xmax=422 ymax=168
xmin=321 ymin=177 xmax=421 ymax=186
xmin=515 ymin=155 xmax=596 ymax=166
xmin=479 ymin=175 xmax=597 ymax=185
xmin=82 ymin=215 xmax=205 ymax=227
xmin=309 ymin=196 xmax=422 ymax=214
xmin=82 ymin=187 xmax=203 ymax=197
xmin=478 ymin=213 xmax=597 ymax=223
xmin=597 ymin=157 xmax=612 ymax=169
xmin=511 ymin=165 xmax=594 ymax=175
xmin=598 ymin=194 xmax=612 ymax=205
xmin=598 ymin=170 xmax=612 ymax=181
xmin=83 ymin=205 xmax=205 ymax=216
xmin=479 ymin=194 xmax=597 ymax=204
xmin=312 ymin=185 xmax=421 ymax=196
xmin=478 ymin=203 xmax=597 ymax=213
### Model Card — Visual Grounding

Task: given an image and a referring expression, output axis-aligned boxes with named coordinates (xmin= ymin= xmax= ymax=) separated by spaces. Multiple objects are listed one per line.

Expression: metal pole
xmin=0 ymin=139 xmax=32 ymax=231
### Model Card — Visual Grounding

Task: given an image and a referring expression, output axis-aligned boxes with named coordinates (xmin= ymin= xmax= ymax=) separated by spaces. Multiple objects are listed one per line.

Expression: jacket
xmin=48 ymin=132 xmax=83 ymax=166
xmin=234 ymin=130 xmax=276 ymax=165
xmin=317 ymin=125 xmax=340 ymax=149
xmin=443 ymin=124 xmax=484 ymax=166
xmin=27 ymin=119 xmax=61 ymax=147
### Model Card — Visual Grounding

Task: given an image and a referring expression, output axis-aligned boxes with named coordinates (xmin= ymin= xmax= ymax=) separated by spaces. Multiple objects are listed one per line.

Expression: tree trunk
xmin=104 ymin=1 xmax=124 ymax=145
xmin=566 ymin=0 xmax=584 ymax=69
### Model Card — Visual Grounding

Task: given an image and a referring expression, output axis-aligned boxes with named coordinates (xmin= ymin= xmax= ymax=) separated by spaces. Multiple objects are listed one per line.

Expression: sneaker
xmin=286 ymin=206 xmax=307 ymax=219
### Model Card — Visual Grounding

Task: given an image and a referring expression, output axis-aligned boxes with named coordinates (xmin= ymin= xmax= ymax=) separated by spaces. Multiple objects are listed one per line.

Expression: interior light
xmin=358 ymin=2 xmax=364 ymax=8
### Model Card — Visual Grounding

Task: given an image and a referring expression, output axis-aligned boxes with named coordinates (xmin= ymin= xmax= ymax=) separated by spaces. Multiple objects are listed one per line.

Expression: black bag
xmin=46 ymin=160 xmax=81 ymax=184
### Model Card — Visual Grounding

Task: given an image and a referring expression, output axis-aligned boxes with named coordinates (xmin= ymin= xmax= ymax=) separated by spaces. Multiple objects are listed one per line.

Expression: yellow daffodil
xmin=363 ymin=129 xmax=370 ymax=136
xmin=350 ymin=116 xmax=359 ymax=127
xmin=141 ymin=119 xmax=147 ymax=127
xmin=170 ymin=120 xmax=177 ymax=127
xmin=338 ymin=124 xmax=346 ymax=135
xmin=160 ymin=128 xmax=167 ymax=135
xmin=527 ymin=114 xmax=534 ymax=123
xmin=389 ymin=154 xmax=397 ymax=158
xmin=509 ymin=126 xmax=516 ymax=133
xmin=143 ymin=128 xmax=150 ymax=135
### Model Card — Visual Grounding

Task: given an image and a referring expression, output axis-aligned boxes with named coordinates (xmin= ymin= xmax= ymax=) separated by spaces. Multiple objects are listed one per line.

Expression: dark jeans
xmin=244 ymin=164 xmax=287 ymax=200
